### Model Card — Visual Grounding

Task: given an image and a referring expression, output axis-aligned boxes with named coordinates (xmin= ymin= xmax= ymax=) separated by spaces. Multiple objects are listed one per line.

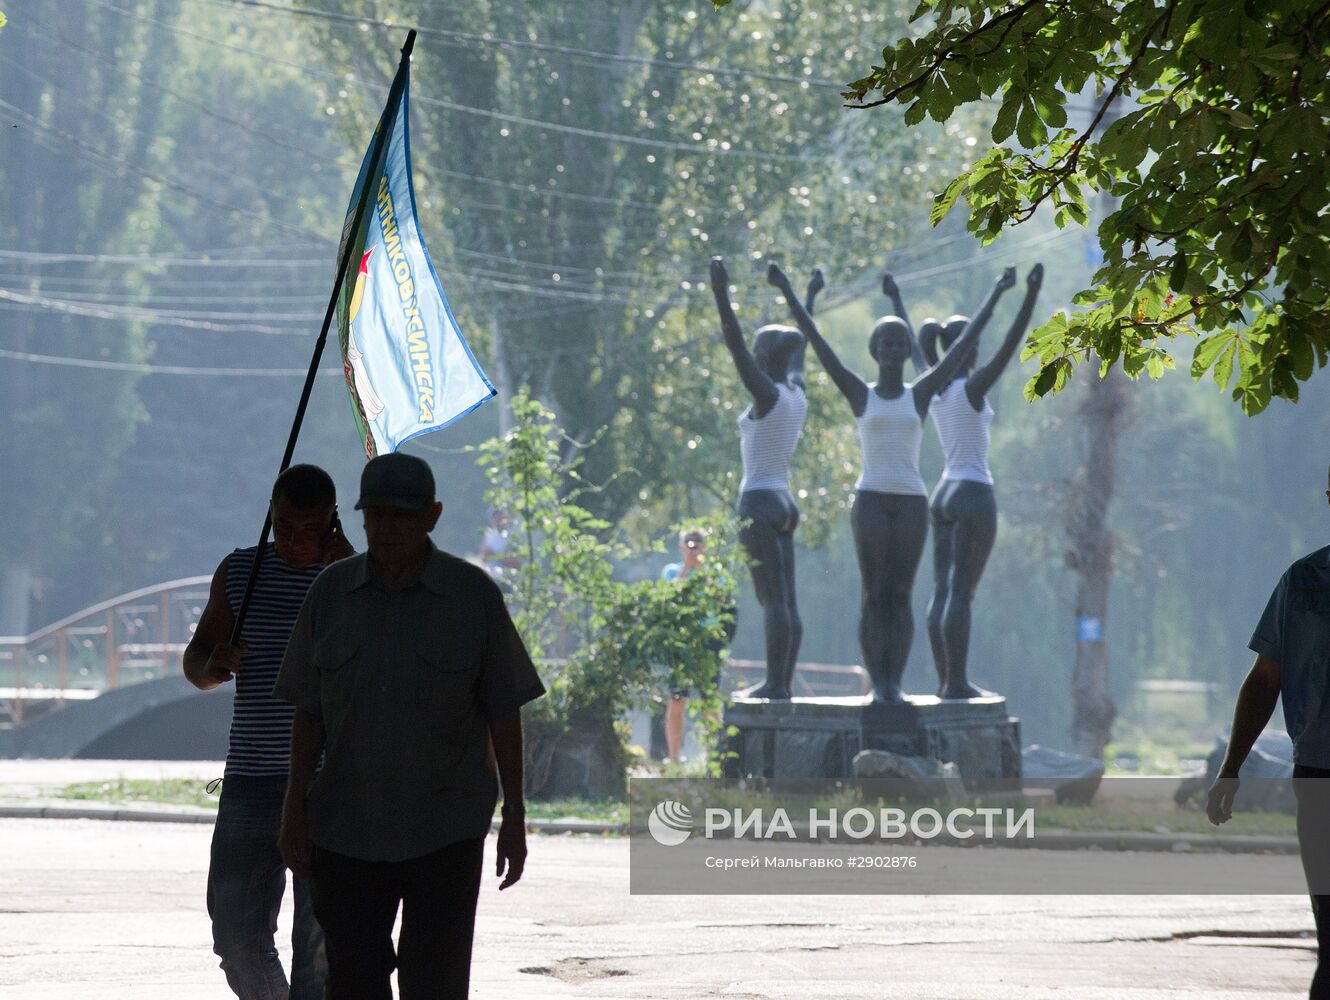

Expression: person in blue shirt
xmin=1209 ymin=466 xmax=1330 ymax=999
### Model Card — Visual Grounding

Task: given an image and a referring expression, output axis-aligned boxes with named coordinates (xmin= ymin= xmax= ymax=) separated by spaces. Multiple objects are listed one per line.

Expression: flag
xmin=335 ymin=57 xmax=494 ymax=458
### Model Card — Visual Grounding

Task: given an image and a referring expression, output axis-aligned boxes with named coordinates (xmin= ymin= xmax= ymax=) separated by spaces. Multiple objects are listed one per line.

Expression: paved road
xmin=0 ymin=817 xmax=1318 ymax=999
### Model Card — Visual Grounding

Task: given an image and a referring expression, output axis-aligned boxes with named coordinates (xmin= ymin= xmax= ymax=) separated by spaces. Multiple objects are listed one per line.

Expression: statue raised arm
xmin=712 ymin=256 xmax=807 ymax=701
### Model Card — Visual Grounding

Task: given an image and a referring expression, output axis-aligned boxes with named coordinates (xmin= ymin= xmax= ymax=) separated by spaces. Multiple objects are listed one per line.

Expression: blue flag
xmin=336 ymin=59 xmax=494 ymax=458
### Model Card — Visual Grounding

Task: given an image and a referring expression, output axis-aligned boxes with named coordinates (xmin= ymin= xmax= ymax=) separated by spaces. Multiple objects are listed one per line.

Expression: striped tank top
xmin=224 ymin=545 xmax=324 ymax=777
xmin=856 ymin=387 xmax=926 ymax=495
xmin=930 ymin=378 xmax=994 ymax=485
xmin=738 ymin=382 xmax=807 ymax=494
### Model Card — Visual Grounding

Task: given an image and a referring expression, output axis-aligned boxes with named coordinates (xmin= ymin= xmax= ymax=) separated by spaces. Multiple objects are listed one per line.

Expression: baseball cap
xmin=354 ymin=453 xmax=436 ymax=510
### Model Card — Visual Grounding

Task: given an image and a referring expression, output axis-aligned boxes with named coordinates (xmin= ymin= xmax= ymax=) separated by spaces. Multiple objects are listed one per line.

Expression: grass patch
xmin=54 ymin=780 xmax=1292 ymax=839
xmin=1024 ymin=802 xmax=1295 ymax=837
xmin=56 ymin=779 xmax=628 ymax=825
xmin=60 ymin=778 xmax=219 ymax=810
xmin=520 ymin=798 xmax=628 ymax=825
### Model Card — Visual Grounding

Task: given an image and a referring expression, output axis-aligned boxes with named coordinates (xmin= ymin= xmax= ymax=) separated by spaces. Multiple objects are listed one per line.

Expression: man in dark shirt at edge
xmin=183 ymin=463 xmax=353 ymax=1000
xmin=1209 ymin=466 xmax=1330 ymax=1000
xmin=274 ymin=452 xmax=545 ymax=999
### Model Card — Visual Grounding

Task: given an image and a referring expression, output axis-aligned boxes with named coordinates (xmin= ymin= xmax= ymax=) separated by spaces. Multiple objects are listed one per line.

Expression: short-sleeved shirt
xmin=1249 ymin=544 xmax=1330 ymax=768
xmin=273 ymin=543 xmax=545 ymax=862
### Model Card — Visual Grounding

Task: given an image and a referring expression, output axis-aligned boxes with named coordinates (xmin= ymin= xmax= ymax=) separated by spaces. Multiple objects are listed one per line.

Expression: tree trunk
xmin=1067 ymin=356 xmax=1127 ymax=760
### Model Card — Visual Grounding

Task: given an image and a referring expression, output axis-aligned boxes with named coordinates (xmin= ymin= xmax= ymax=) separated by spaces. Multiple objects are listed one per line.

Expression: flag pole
xmin=229 ymin=29 xmax=417 ymax=647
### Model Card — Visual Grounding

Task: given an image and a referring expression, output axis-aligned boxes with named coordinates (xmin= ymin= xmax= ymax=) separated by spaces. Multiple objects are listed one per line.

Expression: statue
xmin=710 ymin=257 xmax=820 ymax=700
xmin=768 ymin=261 xmax=1016 ymax=704
xmin=921 ymin=264 xmax=1044 ymax=698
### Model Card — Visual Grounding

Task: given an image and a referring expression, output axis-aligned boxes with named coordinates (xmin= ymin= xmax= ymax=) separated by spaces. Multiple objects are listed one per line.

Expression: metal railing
xmin=0 ymin=576 xmax=211 ymax=727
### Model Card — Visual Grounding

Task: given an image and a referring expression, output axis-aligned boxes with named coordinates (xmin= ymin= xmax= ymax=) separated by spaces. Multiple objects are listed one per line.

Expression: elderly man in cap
xmin=274 ymin=452 xmax=545 ymax=999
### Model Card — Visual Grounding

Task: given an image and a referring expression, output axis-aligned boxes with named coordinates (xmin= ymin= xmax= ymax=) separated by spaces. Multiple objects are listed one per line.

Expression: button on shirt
xmin=273 ymin=544 xmax=545 ymax=862
xmin=1250 ymin=544 xmax=1330 ymax=768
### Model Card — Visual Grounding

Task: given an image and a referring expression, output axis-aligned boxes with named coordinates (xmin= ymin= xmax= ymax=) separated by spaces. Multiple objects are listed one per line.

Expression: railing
xmin=0 ymin=576 xmax=211 ymax=727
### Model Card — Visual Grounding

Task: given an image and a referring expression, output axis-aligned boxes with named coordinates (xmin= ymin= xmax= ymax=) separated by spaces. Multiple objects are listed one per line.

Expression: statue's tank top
xmin=930 ymin=378 xmax=994 ymax=485
xmin=855 ymin=388 xmax=925 ymax=495
xmin=738 ymin=383 xmax=806 ymax=493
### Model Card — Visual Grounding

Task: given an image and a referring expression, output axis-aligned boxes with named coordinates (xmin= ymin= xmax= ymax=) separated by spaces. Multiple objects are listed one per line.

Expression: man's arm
xmin=279 ymin=708 xmax=325 ymax=879
xmin=182 ymin=555 xmax=244 ymax=691
xmin=491 ymin=708 xmax=528 ymax=890
xmin=1207 ymin=653 xmax=1281 ymax=825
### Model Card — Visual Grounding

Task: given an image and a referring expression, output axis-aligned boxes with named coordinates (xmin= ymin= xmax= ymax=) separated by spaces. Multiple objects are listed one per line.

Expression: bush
xmin=476 ymin=391 xmax=739 ymax=798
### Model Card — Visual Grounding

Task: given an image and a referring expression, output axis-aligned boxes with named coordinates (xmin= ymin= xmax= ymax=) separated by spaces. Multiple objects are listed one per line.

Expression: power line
xmin=89 ymin=0 xmax=823 ymax=164
xmin=0 ymin=287 xmax=314 ymax=335
xmin=0 ymin=96 xmax=328 ymax=243
xmin=0 ymin=248 xmax=329 ymax=266
xmin=0 ymin=346 xmax=339 ymax=376
xmin=200 ymin=0 xmax=850 ymax=92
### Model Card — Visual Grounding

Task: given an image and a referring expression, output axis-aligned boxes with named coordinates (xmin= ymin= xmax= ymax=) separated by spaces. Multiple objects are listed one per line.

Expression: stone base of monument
xmin=723 ymin=693 xmax=1021 ymax=789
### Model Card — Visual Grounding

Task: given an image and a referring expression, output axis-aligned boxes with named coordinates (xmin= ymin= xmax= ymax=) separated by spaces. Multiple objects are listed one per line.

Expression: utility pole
xmin=1066 ymin=95 xmax=1129 ymax=760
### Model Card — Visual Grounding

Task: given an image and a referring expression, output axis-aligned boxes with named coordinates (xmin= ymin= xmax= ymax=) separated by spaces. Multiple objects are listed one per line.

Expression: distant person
xmin=274 ymin=452 xmax=545 ymax=999
xmin=660 ymin=527 xmax=710 ymax=763
xmin=1208 ymin=465 xmax=1330 ymax=999
xmin=183 ymin=463 xmax=352 ymax=1000
xmin=479 ymin=506 xmax=520 ymax=577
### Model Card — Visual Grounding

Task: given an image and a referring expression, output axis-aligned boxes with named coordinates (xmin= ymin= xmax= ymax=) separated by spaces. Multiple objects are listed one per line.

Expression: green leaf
xmin=1212 ymin=339 xmax=1237 ymax=390
xmin=1025 ymin=357 xmax=1071 ymax=400
xmin=926 ymin=76 xmax=955 ymax=122
xmin=1219 ymin=107 xmax=1257 ymax=128
xmin=1168 ymin=252 xmax=1188 ymax=293
xmin=1190 ymin=333 xmax=1231 ymax=378
xmin=991 ymin=98 xmax=1019 ymax=143
xmin=949 ymin=72 xmax=982 ymax=103
xmin=904 ymin=99 xmax=927 ymax=125
xmin=930 ymin=175 xmax=965 ymax=227
xmin=1016 ymin=100 xmax=1047 ymax=148
xmin=1288 ymin=330 xmax=1315 ymax=381
xmin=1035 ymin=92 xmax=1067 ymax=129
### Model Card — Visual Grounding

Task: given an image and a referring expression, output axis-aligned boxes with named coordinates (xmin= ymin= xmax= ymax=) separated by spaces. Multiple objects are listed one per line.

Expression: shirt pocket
xmin=312 ymin=635 xmax=360 ymax=723
xmin=414 ymin=628 xmax=482 ymax=724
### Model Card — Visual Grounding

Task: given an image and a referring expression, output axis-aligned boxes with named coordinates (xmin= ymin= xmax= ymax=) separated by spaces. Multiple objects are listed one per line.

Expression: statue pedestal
xmin=723 ymin=693 xmax=1021 ymax=787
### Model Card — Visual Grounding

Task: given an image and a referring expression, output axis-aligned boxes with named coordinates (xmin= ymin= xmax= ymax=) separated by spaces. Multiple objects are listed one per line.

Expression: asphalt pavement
xmin=0 ymin=813 xmax=1319 ymax=999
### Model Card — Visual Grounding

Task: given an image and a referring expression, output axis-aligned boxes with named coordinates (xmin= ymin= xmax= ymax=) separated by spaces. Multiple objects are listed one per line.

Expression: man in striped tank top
xmin=184 ymin=464 xmax=352 ymax=1000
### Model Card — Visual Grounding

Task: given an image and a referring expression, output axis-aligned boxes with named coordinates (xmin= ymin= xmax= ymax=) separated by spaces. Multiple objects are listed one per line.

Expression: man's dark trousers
xmin=1296 ymin=764 xmax=1330 ymax=999
xmin=207 ymin=775 xmax=326 ymax=1000
xmin=310 ymin=837 xmax=486 ymax=999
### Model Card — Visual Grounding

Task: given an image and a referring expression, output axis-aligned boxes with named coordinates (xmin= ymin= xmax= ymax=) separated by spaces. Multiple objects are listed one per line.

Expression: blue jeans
xmin=207 ymin=776 xmax=327 ymax=1000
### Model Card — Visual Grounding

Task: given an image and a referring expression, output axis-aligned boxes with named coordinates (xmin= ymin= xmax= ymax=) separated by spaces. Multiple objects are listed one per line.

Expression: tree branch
xmin=1009 ymin=0 xmax=1178 ymax=224
xmin=843 ymin=0 xmax=1050 ymax=108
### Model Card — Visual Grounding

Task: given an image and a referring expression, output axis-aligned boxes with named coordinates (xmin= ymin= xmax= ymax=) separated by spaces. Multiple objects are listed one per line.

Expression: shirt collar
xmin=345 ymin=542 xmax=447 ymax=594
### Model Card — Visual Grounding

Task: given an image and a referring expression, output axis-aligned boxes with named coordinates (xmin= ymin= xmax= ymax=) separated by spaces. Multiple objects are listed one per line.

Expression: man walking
xmin=274 ymin=452 xmax=545 ymax=999
xmin=1209 ymin=466 xmax=1330 ymax=999
xmin=184 ymin=463 xmax=351 ymax=999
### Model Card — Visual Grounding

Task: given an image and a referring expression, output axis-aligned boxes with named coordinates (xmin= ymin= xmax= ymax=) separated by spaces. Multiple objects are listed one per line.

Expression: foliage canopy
xmin=725 ymin=0 xmax=1330 ymax=413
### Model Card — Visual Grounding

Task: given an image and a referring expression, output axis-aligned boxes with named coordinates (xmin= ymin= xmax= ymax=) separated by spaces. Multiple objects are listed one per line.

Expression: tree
xmin=806 ymin=0 xmax=1330 ymax=414
xmin=0 ymin=2 xmax=178 ymax=631
xmin=302 ymin=0 xmax=988 ymax=536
